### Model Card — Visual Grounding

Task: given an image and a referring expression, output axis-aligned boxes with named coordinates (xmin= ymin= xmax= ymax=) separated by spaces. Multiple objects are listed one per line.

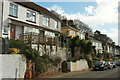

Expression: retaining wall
xmin=67 ymin=59 xmax=89 ymax=72
xmin=0 ymin=54 xmax=27 ymax=79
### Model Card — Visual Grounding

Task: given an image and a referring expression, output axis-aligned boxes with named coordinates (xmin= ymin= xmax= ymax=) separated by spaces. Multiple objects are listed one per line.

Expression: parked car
xmin=110 ymin=62 xmax=117 ymax=68
xmin=106 ymin=61 xmax=113 ymax=69
xmin=93 ymin=61 xmax=108 ymax=71
xmin=115 ymin=60 xmax=120 ymax=66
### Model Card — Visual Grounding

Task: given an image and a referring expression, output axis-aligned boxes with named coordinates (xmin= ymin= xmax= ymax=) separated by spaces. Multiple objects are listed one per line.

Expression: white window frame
xmin=54 ymin=20 xmax=58 ymax=29
xmin=42 ymin=16 xmax=50 ymax=27
xmin=26 ymin=10 xmax=36 ymax=22
xmin=9 ymin=3 xmax=18 ymax=17
xmin=3 ymin=26 xmax=9 ymax=35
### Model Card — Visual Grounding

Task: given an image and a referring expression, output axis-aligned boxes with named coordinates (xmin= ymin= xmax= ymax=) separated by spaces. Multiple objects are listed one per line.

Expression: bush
xmin=9 ymin=39 xmax=61 ymax=76
xmin=84 ymin=55 xmax=92 ymax=68
xmin=58 ymin=68 xmax=62 ymax=71
xmin=79 ymin=55 xmax=85 ymax=59
xmin=70 ymin=57 xmax=77 ymax=62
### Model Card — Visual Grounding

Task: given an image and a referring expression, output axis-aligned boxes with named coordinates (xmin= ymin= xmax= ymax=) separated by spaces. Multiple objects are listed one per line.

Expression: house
xmin=1 ymin=0 xmax=61 ymax=40
xmin=89 ymin=36 xmax=103 ymax=55
xmin=0 ymin=0 xmax=72 ymax=61
xmin=94 ymin=30 xmax=114 ymax=55
xmin=61 ymin=19 xmax=79 ymax=38
xmin=114 ymin=45 xmax=120 ymax=55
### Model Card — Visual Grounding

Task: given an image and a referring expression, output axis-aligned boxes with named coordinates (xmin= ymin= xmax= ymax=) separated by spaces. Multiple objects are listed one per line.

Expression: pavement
xmin=39 ymin=67 xmax=119 ymax=78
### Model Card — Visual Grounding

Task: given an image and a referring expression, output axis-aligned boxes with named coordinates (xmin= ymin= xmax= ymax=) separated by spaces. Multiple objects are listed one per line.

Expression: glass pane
xmin=27 ymin=13 xmax=30 ymax=18
xmin=4 ymin=26 xmax=8 ymax=34
xmin=14 ymin=5 xmax=18 ymax=9
xmin=10 ymin=3 xmax=13 ymax=7
xmin=9 ymin=7 xmax=13 ymax=15
xmin=13 ymin=9 xmax=17 ymax=17
xmin=33 ymin=15 xmax=36 ymax=22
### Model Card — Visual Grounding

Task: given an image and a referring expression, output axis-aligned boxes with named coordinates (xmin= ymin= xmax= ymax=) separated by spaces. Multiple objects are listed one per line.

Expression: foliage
xmin=70 ymin=57 xmax=77 ymax=62
xmin=9 ymin=39 xmax=61 ymax=76
xmin=58 ymin=68 xmax=62 ymax=71
xmin=9 ymin=48 xmax=20 ymax=54
xmin=67 ymin=36 xmax=95 ymax=58
xmin=79 ymin=55 xmax=85 ymax=59
xmin=84 ymin=55 xmax=92 ymax=68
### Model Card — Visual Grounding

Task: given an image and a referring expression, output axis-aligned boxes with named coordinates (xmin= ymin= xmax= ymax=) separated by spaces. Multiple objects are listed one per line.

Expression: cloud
xmin=100 ymin=28 xmax=118 ymax=45
xmin=85 ymin=6 xmax=95 ymax=15
xmin=48 ymin=0 xmax=118 ymax=44
xmin=47 ymin=5 xmax=65 ymax=14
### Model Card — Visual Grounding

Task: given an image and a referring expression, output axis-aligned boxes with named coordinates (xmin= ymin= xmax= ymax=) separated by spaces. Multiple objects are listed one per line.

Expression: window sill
xmin=9 ymin=15 xmax=18 ymax=18
xmin=26 ymin=20 xmax=36 ymax=24
xmin=3 ymin=33 xmax=8 ymax=35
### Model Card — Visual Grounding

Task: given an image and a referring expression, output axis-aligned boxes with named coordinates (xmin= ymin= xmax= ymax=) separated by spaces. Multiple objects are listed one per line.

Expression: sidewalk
xmin=38 ymin=69 xmax=90 ymax=78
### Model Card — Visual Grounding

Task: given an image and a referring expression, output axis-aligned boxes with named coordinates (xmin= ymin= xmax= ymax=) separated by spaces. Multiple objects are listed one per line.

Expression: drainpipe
xmin=0 ymin=0 xmax=3 ymax=37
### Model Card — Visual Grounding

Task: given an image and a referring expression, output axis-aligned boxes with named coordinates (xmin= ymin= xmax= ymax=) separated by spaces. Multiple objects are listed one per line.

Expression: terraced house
xmin=0 ymin=0 xmax=62 ymax=54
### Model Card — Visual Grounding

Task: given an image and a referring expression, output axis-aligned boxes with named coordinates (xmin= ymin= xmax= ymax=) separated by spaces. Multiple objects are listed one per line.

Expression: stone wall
xmin=0 ymin=54 xmax=27 ymax=79
xmin=67 ymin=59 xmax=89 ymax=72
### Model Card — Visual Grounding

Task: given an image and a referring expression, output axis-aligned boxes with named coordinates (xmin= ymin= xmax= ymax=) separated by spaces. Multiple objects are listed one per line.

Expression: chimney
xmin=62 ymin=18 xmax=68 ymax=26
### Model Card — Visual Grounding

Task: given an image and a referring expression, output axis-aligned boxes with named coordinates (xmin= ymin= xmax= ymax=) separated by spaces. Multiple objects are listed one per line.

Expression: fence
xmin=19 ymin=33 xmax=57 ymax=46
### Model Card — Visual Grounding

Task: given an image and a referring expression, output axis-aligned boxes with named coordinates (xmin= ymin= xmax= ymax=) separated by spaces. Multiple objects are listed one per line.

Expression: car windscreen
xmin=95 ymin=62 xmax=103 ymax=66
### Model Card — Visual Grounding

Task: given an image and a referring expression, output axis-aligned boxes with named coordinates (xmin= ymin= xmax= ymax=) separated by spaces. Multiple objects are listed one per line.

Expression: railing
xmin=19 ymin=33 xmax=57 ymax=46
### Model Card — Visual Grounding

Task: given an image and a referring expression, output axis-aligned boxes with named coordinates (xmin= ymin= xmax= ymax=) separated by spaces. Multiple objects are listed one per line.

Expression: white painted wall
xmin=67 ymin=59 xmax=89 ymax=72
xmin=0 ymin=54 xmax=27 ymax=79
xmin=15 ymin=26 xmax=22 ymax=39
xmin=92 ymin=41 xmax=102 ymax=54
xmin=78 ymin=32 xmax=85 ymax=39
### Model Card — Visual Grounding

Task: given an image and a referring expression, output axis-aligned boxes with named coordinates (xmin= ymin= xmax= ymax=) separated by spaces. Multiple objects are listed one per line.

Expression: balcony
xmin=19 ymin=33 xmax=57 ymax=46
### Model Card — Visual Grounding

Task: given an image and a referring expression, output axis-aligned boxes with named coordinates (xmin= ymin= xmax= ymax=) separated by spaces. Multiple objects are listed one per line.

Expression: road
xmin=62 ymin=67 xmax=119 ymax=78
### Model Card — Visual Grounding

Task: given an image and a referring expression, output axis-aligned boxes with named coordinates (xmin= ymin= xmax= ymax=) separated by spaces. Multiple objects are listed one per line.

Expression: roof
xmin=9 ymin=18 xmax=60 ymax=34
xmin=11 ymin=0 xmax=60 ymax=20
xmin=89 ymin=36 xmax=102 ymax=43
xmin=62 ymin=26 xmax=79 ymax=32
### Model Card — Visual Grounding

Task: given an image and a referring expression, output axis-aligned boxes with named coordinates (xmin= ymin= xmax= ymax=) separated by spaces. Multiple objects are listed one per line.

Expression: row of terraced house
xmin=0 ymin=0 xmax=120 ymax=60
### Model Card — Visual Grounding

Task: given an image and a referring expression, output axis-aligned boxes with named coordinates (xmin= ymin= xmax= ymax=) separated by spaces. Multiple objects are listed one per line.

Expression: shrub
xmin=79 ymin=55 xmax=85 ymax=59
xmin=84 ymin=55 xmax=92 ymax=68
xmin=70 ymin=57 xmax=77 ymax=62
xmin=58 ymin=68 xmax=62 ymax=71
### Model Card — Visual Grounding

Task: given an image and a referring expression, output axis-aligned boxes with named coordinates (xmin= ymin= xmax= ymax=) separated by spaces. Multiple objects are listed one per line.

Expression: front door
xmin=10 ymin=25 xmax=16 ymax=39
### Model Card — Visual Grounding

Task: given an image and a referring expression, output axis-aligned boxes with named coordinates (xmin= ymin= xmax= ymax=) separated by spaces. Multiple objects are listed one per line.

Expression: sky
xmin=30 ymin=0 xmax=119 ymax=45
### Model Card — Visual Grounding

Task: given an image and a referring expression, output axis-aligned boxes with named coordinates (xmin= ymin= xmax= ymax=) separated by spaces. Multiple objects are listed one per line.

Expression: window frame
xmin=26 ymin=10 xmax=36 ymax=23
xmin=9 ymin=3 xmax=18 ymax=18
xmin=3 ymin=26 xmax=9 ymax=35
xmin=42 ymin=16 xmax=50 ymax=27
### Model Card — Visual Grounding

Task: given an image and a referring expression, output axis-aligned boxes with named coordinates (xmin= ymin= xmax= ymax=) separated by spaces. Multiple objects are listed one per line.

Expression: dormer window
xmin=26 ymin=10 xmax=36 ymax=23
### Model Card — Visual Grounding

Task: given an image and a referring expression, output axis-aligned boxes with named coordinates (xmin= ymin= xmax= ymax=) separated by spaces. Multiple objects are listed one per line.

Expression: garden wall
xmin=67 ymin=59 xmax=89 ymax=72
xmin=32 ymin=44 xmax=70 ymax=61
xmin=0 ymin=54 xmax=27 ymax=79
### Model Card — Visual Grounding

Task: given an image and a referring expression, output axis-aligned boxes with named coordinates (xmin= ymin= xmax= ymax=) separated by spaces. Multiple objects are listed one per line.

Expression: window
xmin=74 ymin=32 xmax=76 ymax=36
xmin=54 ymin=21 xmax=58 ymax=29
xmin=4 ymin=26 xmax=8 ymax=35
xmin=42 ymin=16 xmax=50 ymax=26
xmin=9 ymin=3 xmax=18 ymax=17
xmin=26 ymin=10 xmax=36 ymax=22
xmin=69 ymin=31 xmax=72 ymax=35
